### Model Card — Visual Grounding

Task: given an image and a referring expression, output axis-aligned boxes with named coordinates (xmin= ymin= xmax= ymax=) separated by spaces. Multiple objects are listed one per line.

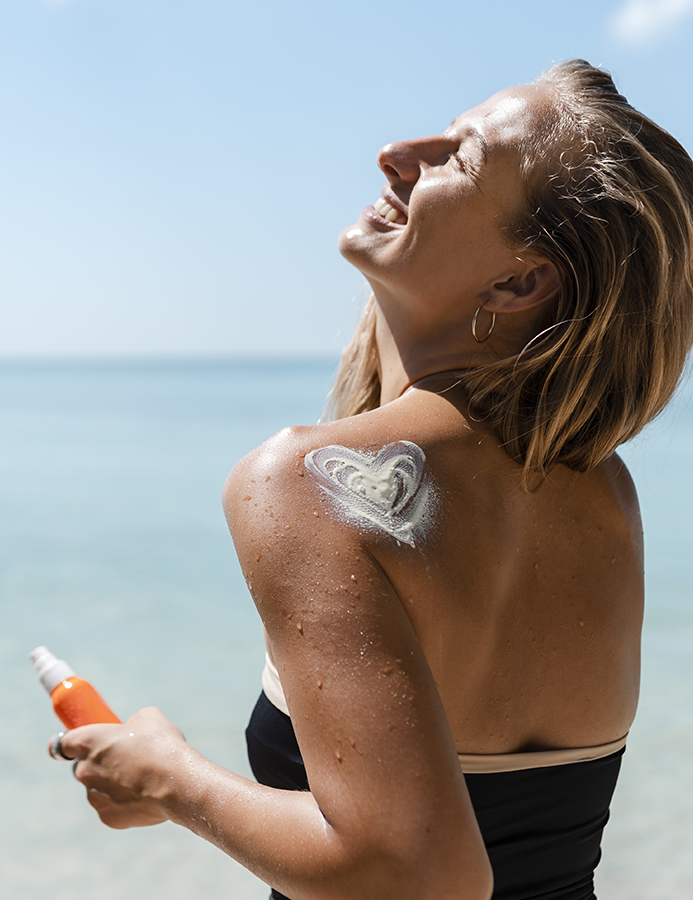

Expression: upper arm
xmin=223 ymin=428 xmax=489 ymax=891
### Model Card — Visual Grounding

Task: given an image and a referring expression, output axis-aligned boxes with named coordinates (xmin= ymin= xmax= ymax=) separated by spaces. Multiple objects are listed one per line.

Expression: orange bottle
xmin=30 ymin=645 xmax=121 ymax=727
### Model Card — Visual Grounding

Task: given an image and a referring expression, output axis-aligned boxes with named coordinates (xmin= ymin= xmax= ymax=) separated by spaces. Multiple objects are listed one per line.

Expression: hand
xmin=53 ymin=707 xmax=188 ymax=830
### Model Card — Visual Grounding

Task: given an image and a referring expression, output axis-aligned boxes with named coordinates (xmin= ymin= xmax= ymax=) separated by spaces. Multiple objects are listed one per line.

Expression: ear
xmin=483 ymin=258 xmax=560 ymax=314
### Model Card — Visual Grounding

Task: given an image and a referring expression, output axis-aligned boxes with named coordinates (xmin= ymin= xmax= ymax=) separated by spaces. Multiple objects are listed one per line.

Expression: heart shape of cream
xmin=304 ymin=441 xmax=428 ymax=547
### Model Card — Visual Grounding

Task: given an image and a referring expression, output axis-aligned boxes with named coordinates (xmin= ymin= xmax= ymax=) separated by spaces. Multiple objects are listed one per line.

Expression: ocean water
xmin=1 ymin=359 xmax=691 ymax=900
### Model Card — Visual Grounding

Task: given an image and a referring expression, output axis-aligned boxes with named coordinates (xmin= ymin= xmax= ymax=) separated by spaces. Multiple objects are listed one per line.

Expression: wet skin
xmin=57 ymin=83 xmax=643 ymax=900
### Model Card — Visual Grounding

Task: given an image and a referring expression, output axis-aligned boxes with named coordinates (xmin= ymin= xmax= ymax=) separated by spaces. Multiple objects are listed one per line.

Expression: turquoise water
xmin=1 ymin=359 xmax=692 ymax=899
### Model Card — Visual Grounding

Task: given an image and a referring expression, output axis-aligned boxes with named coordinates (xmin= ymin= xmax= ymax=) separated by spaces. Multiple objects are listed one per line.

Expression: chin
xmin=338 ymin=221 xmax=364 ymax=255
xmin=337 ymin=225 xmax=373 ymax=274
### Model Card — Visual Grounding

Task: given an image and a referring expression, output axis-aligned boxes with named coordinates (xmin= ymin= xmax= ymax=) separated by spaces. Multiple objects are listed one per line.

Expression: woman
xmin=54 ymin=60 xmax=693 ymax=900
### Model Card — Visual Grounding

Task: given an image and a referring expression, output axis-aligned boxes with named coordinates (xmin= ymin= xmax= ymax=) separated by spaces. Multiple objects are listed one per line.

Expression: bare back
xmin=232 ymin=378 xmax=644 ymax=760
xmin=219 ymin=372 xmax=645 ymax=899
xmin=373 ymin=383 xmax=644 ymax=754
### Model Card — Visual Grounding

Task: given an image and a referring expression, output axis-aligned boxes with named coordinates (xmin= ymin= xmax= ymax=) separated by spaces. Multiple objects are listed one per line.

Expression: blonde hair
xmin=327 ymin=60 xmax=693 ymax=480
xmin=326 ymin=295 xmax=379 ymax=421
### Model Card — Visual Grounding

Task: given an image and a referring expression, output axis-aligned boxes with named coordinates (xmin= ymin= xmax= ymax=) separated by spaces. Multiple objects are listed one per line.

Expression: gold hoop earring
xmin=471 ymin=306 xmax=496 ymax=343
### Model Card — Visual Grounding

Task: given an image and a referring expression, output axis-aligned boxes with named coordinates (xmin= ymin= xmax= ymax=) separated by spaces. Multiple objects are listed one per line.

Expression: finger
xmin=58 ymin=722 xmax=119 ymax=761
xmin=48 ymin=731 xmax=76 ymax=761
xmin=86 ymin=788 xmax=131 ymax=829
xmin=126 ymin=707 xmax=186 ymax=741
xmin=86 ymin=788 xmax=168 ymax=830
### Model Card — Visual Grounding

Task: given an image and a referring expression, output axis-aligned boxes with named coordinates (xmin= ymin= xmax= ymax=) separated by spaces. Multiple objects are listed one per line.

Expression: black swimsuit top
xmin=246 ymin=686 xmax=624 ymax=900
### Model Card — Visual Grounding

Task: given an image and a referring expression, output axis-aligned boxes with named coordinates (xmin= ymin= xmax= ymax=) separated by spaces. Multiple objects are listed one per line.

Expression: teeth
xmin=374 ymin=197 xmax=402 ymax=223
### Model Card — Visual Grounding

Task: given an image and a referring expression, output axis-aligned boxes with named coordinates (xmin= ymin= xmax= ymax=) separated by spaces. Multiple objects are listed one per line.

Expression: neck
xmin=373 ymin=294 xmax=548 ymax=406
xmin=375 ymin=306 xmax=495 ymax=405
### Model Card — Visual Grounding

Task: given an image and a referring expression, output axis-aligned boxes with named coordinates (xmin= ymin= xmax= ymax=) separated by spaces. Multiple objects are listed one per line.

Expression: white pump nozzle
xmin=29 ymin=646 xmax=76 ymax=694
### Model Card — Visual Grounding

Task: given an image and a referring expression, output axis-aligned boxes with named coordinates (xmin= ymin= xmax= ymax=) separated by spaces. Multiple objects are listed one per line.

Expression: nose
xmin=377 ymin=135 xmax=459 ymax=184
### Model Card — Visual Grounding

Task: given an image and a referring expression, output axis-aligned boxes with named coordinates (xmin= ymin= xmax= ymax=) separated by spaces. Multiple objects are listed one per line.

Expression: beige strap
xmin=262 ymin=652 xmax=290 ymax=716
xmin=457 ymin=735 xmax=628 ymax=773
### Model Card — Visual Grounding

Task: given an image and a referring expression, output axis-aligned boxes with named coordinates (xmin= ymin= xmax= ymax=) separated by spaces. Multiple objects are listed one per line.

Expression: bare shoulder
xmin=223 ymin=394 xmax=451 ymax=560
xmin=222 ymin=424 xmax=334 ymax=619
xmin=222 ymin=424 xmax=315 ymax=530
xmin=587 ymin=452 xmax=643 ymax=545
xmin=605 ymin=452 xmax=641 ymax=516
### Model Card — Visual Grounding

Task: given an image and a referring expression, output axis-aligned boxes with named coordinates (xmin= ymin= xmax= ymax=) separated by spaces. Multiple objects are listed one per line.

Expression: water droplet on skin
xmin=313 ymin=511 xmax=319 ymax=517
xmin=350 ymin=574 xmax=356 ymax=581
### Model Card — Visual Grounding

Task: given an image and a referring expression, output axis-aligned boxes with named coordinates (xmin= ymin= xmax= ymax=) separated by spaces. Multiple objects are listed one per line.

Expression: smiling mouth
xmin=373 ymin=197 xmax=407 ymax=225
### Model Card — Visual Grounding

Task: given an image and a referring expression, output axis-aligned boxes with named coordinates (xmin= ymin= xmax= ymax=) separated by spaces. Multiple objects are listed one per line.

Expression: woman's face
xmin=339 ymin=84 xmax=557 ymax=320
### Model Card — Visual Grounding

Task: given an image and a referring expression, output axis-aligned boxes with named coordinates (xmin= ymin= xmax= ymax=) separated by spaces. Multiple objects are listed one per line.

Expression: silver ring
xmin=49 ymin=731 xmax=73 ymax=761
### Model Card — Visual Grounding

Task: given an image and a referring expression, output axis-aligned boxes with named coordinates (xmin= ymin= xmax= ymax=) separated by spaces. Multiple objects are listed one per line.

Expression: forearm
xmin=162 ymin=746 xmax=345 ymax=899
xmin=158 ymin=745 xmax=490 ymax=900
xmin=69 ymin=719 xmax=363 ymax=899
xmin=65 ymin=713 xmax=489 ymax=899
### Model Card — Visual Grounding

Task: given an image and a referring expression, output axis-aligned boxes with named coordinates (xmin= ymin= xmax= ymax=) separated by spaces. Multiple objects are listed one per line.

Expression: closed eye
xmin=450 ymin=151 xmax=469 ymax=172
xmin=450 ymin=150 xmax=482 ymax=181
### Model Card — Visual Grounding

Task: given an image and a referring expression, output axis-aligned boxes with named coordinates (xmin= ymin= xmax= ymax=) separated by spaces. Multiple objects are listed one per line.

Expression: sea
xmin=1 ymin=358 xmax=692 ymax=900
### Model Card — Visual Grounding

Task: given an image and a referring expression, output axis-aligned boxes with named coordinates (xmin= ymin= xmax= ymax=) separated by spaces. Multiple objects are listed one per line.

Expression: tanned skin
xmin=59 ymin=84 xmax=643 ymax=900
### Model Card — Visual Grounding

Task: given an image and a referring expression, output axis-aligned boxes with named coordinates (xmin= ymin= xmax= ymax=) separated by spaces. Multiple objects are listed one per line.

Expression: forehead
xmin=454 ymin=84 xmax=558 ymax=154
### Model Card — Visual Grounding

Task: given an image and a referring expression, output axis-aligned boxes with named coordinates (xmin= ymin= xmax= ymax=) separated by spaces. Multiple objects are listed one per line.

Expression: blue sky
xmin=2 ymin=0 xmax=692 ymax=357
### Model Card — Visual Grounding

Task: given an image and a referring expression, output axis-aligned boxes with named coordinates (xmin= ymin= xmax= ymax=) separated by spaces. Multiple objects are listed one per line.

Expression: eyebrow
xmin=467 ymin=128 xmax=489 ymax=163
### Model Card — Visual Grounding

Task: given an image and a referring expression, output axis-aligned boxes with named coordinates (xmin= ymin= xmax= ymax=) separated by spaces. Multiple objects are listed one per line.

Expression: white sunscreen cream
xmin=304 ymin=441 xmax=429 ymax=547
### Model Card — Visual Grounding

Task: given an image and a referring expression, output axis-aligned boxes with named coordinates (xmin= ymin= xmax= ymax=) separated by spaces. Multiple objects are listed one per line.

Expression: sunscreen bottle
xmin=30 ymin=645 xmax=121 ymax=728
